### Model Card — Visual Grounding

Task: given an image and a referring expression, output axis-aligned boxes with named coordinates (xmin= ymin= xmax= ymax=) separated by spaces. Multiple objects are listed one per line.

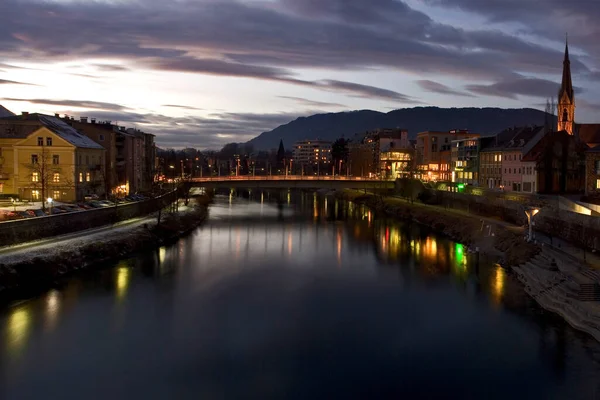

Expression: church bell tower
xmin=557 ymin=36 xmax=575 ymax=135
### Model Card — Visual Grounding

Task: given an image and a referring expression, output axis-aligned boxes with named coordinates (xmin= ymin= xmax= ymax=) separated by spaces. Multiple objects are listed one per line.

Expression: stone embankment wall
xmin=0 ymin=191 xmax=178 ymax=246
xmin=337 ymin=190 xmax=539 ymax=266
xmin=0 ymin=196 xmax=209 ymax=297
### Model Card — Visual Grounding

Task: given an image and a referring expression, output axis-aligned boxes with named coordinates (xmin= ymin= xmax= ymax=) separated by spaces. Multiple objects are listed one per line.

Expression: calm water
xmin=1 ymin=193 xmax=600 ymax=399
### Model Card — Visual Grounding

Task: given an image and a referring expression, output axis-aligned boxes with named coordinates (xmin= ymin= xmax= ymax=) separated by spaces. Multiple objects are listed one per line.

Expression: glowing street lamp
xmin=47 ymin=197 xmax=53 ymax=215
xmin=524 ymin=207 xmax=540 ymax=242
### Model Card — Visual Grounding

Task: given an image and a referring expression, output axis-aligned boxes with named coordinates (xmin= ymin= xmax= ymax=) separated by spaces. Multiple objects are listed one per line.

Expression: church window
xmin=563 ymin=108 xmax=568 ymax=122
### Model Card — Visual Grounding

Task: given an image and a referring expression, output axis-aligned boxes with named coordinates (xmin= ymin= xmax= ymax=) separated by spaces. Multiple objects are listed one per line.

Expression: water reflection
xmin=5 ymin=306 xmax=31 ymax=356
xmin=0 ymin=193 xmax=598 ymax=399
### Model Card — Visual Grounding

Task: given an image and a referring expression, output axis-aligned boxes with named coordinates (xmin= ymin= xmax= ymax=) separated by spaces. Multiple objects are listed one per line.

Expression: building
xmin=64 ymin=117 xmax=156 ymax=195
xmin=0 ymin=113 xmax=105 ymax=201
xmin=558 ymin=40 xmax=575 ymax=135
xmin=584 ymin=148 xmax=600 ymax=196
xmin=416 ymin=130 xmax=479 ymax=182
xmin=349 ymin=128 xmax=411 ymax=178
xmin=0 ymin=105 xmax=14 ymax=118
xmin=500 ymin=126 xmax=546 ymax=192
xmin=450 ymin=137 xmax=481 ymax=185
xmin=522 ymin=130 xmax=585 ymax=194
xmin=293 ymin=139 xmax=332 ymax=174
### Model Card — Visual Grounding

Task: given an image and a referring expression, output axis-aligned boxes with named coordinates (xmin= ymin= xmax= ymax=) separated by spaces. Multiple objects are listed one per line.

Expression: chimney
xmin=80 ymin=117 xmax=88 ymax=123
xmin=70 ymin=117 xmax=74 ymax=121
xmin=54 ymin=113 xmax=60 ymax=118
xmin=91 ymin=118 xmax=96 ymax=124
xmin=64 ymin=114 xmax=69 ymax=119
xmin=21 ymin=111 xmax=29 ymax=117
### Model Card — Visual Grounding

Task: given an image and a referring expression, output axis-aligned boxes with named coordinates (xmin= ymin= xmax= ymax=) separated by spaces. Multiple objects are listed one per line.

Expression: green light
xmin=455 ymin=243 xmax=464 ymax=266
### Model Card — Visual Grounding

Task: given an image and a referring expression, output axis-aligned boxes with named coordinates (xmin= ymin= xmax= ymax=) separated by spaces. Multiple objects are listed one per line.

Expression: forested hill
xmin=246 ymin=107 xmax=553 ymax=150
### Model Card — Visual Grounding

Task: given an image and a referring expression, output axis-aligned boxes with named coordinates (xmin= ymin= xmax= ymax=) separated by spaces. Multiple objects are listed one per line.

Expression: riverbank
xmin=0 ymin=195 xmax=210 ymax=298
xmin=336 ymin=189 xmax=600 ymax=343
xmin=336 ymin=190 xmax=539 ymax=266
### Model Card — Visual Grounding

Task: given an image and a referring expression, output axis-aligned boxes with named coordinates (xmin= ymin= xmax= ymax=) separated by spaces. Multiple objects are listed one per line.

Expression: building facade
xmin=584 ymin=148 xmax=600 ymax=196
xmin=416 ymin=130 xmax=479 ymax=182
xmin=0 ymin=113 xmax=105 ymax=201
xmin=450 ymin=137 xmax=480 ymax=185
xmin=293 ymin=139 xmax=332 ymax=174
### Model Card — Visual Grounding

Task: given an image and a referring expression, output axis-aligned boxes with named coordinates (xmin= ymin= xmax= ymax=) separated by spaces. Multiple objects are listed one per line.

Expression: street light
xmin=524 ymin=207 xmax=539 ymax=242
xmin=47 ymin=197 xmax=53 ymax=215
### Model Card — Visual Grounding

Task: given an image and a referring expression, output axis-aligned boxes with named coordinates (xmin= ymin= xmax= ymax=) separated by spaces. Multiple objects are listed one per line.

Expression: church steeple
xmin=558 ymin=35 xmax=575 ymax=134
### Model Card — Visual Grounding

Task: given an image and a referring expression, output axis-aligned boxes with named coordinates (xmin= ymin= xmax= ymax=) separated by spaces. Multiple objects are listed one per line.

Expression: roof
xmin=575 ymin=123 xmax=600 ymax=145
xmin=559 ymin=39 xmax=574 ymax=102
xmin=522 ymin=130 xmax=578 ymax=162
xmin=502 ymin=126 xmax=545 ymax=150
xmin=0 ymin=113 xmax=104 ymax=149
xmin=0 ymin=105 xmax=15 ymax=118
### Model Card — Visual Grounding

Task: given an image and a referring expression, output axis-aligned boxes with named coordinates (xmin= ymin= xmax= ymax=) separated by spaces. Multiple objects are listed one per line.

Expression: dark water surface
xmin=1 ymin=193 xmax=600 ymax=399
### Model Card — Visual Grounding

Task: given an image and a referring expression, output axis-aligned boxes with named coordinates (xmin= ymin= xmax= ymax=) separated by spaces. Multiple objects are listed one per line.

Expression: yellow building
xmin=0 ymin=113 xmax=105 ymax=202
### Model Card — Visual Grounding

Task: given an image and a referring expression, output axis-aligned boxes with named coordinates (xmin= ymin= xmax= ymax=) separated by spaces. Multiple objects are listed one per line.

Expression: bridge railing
xmin=191 ymin=175 xmax=395 ymax=182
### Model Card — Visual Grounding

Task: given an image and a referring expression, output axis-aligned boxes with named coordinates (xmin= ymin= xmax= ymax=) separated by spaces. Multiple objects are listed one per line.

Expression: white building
xmin=293 ymin=139 xmax=332 ymax=166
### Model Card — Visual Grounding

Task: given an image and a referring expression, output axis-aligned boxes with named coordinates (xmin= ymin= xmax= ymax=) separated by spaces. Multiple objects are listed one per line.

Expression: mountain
xmin=246 ymin=107 xmax=553 ymax=150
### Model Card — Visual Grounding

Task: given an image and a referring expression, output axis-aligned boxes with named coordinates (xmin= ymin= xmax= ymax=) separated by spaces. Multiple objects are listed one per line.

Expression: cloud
xmin=278 ymin=96 xmax=347 ymax=108
xmin=92 ymin=64 xmax=129 ymax=72
xmin=312 ymin=80 xmax=420 ymax=103
xmin=0 ymin=79 xmax=36 ymax=86
xmin=416 ymin=80 xmax=474 ymax=97
xmin=162 ymin=104 xmax=204 ymax=111
xmin=465 ymin=78 xmax=565 ymax=99
xmin=2 ymin=98 xmax=128 ymax=111
xmin=0 ymin=0 xmax=586 ymax=85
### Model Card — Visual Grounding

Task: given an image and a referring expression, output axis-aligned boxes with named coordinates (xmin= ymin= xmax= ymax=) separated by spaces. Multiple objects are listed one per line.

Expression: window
xmin=37 ymin=137 xmax=43 ymax=146
xmin=53 ymin=173 xmax=60 ymax=183
xmin=597 ymin=179 xmax=600 ymax=189
xmin=53 ymin=190 xmax=61 ymax=200
xmin=504 ymin=168 xmax=507 ymax=173
xmin=31 ymin=154 xmax=38 ymax=164
xmin=0 ymin=183 xmax=3 ymax=193
xmin=46 ymin=137 xmax=52 ymax=146
xmin=53 ymin=155 xmax=59 ymax=165
xmin=32 ymin=190 xmax=40 ymax=200
xmin=32 ymin=172 xmax=39 ymax=182
xmin=518 ymin=168 xmax=521 ymax=174
xmin=99 ymin=134 xmax=105 ymax=141
xmin=79 ymin=172 xmax=83 ymax=182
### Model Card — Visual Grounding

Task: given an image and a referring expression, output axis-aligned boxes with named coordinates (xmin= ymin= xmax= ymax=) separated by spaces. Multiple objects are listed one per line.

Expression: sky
xmin=1 ymin=0 xmax=599 ymax=150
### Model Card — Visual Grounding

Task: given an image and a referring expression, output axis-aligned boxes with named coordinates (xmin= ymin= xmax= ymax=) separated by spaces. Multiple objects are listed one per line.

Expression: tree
xmin=25 ymin=148 xmax=73 ymax=210
xmin=545 ymin=96 xmax=557 ymax=132
xmin=331 ymin=137 xmax=349 ymax=174
xmin=276 ymin=139 xmax=285 ymax=171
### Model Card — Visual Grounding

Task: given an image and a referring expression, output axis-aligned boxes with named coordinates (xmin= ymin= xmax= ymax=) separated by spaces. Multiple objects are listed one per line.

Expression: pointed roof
xmin=559 ymin=36 xmax=574 ymax=102
xmin=0 ymin=105 xmax=15 ymax=118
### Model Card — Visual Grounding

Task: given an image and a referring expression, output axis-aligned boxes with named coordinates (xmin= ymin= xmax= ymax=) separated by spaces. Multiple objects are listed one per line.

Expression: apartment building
xmin=416 ymin=130 xmax=479 ymax=182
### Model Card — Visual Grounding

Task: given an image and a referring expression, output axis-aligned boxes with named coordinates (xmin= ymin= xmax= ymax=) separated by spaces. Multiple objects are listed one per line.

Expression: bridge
xmin=188 ymin=175 xmax=396 ymax=190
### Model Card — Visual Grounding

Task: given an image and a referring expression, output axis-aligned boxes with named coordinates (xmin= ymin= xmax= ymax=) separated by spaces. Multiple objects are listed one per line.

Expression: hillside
xmin=246 ymin=107 xmax=553 ymax=150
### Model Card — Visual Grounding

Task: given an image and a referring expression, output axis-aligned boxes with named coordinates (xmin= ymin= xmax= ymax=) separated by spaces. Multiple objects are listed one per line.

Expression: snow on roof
xmin=0 ymin=105 xmax=15 ymax=118
xmin=39 ymin=115 xmax=104 ymax=149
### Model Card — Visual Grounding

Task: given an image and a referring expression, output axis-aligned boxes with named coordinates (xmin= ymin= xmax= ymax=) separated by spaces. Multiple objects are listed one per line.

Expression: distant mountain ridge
xmin=246 ymin=107 xmax=553 ymax=150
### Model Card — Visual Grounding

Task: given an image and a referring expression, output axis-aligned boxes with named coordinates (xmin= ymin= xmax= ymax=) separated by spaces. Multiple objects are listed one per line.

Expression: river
xmin=1 ymin=193 xmax=600 ymax=399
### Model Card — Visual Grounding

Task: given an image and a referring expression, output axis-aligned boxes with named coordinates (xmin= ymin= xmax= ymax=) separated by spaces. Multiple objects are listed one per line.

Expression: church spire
xmin=559 ymin=35 xmax=573 ymax=102
xmin=557 ymin=35 xmax=575 ymax=135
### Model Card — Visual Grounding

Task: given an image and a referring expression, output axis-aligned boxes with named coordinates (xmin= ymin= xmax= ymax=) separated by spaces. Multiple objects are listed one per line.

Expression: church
xmin=530 ymin=39 xmax=600 ymax=195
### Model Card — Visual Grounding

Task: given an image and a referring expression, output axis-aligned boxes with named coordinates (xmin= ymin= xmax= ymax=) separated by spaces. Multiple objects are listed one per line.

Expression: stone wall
xmin=0 ymin=191 xmax=177 ymax=246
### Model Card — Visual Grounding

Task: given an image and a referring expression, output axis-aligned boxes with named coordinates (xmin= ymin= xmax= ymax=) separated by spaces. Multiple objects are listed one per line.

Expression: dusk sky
xmin=1 ymin=0 xmax=599 ymax=150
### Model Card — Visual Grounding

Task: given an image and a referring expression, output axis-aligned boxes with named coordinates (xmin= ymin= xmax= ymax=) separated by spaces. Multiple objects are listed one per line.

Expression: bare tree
xmin=25 ymin=148 xmax=59 ymax=210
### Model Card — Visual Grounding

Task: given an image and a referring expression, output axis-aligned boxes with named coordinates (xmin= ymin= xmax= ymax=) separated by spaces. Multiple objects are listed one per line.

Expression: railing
xmin=191 ymin=175 xmax=394 ymax=182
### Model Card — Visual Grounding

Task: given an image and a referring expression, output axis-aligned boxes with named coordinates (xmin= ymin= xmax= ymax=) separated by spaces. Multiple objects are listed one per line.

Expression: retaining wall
xmin=0 ymin=191 xmax=177 ymax=247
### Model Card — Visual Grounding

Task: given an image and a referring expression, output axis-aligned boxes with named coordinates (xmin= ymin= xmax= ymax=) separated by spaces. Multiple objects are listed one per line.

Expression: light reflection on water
xmin=0 ymin=192 xmax=598 ymax=399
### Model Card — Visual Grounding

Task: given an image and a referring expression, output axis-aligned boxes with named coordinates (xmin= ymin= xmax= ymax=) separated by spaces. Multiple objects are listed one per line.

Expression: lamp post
xmin=524 ymin=207 xmax=539 ymax=242
xmin=47 ymin=197 xmax=53 ymax=215
xmin=169 ymin=165 xmax=175 ymax=213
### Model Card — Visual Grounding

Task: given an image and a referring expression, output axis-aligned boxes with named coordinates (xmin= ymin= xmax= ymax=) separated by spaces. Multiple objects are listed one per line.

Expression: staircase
xmin=578 ymin=283 xmax=600 ymax=302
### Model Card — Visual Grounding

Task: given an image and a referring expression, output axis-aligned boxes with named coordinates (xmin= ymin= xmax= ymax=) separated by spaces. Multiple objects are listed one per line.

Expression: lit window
xmin=32 ymin=172 xmax=39 ymax=182
xmin=53 ymin=155 xmax=59 ymax=165
xmin=37 ymin=137 xmax=43 ymax=146
xmin=86 ymin=172 xmax=91 ymax=182
xmin=597 ymin=179 xmax=600 ymax=189
xmin=79 ymin=172 xmax=83 ymax=182
xmin=53 ymin=173 xmax=60 ymax=183
xmin=32 ymin=190 xmax=40 ymax=200
xmin=53 ymin=190 xmax=60 ymax=200
xmin=46 ymin=137 xmax=52 ymax=146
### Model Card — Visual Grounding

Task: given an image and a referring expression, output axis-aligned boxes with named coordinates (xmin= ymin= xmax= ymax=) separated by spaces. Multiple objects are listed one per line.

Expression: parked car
xmin=84 ymin=194 xmax=100 ymax=201
xmin=87 ymin=201 xmax=104 ymax=208
xmin=77 ymin=203 xmax=94 ymax=210
xmin=6 ymin=211 xmax=25 ymax=220
xmin=30 ymin=209 xmax=47 ymax=217
xmin=99 ymin=200 xmax=115 ymax=207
